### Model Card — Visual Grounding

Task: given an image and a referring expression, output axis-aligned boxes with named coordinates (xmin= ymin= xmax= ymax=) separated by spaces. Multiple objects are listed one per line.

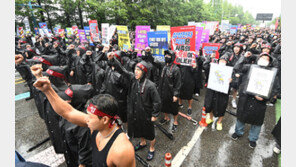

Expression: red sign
xmin=171 ymin=26 xmax=196 ymax=51
xmin=58 ymin=29 xmax=65 ymax=38
xmin=202 ymin=43 xmax=221 ymax=59
xmin=88 ymin=20 xmax=100 ymax=42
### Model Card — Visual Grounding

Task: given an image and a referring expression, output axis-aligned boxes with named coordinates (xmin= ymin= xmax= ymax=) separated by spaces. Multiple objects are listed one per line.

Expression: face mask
xmin=165 ymin=57 xmax=172 ymax=64
xmin=257 ymin=59 xmax=269 ymax=67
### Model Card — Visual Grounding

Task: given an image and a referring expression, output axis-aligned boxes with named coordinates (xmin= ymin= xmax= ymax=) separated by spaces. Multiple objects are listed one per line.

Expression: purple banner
xmin=78 ymin=29 xmax=88 ymax=44
xmin=196 ymin=27 xmax=203 ymax=52
xmin=201 ymin=29 xmax=210 ymax=44
xmin=135 ymin=26 xmax=150 ymax=56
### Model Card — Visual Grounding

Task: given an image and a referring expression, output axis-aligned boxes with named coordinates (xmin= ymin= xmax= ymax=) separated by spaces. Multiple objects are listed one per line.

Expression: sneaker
xmin=172 ymin=124 xmax=178 ymax=133
xmin=231 ymin=133 xmax=240 ymax=140
xmin=179 ymin=104 xmax=183 ymax=108
xmin=187 ymin=108 xmax=192 ymax=116
xmin=206 ymin=117 xmax=214 ymax=124
xmin=216 ymin=123 xmax=223 ymax=131
xmin=249 ymin=141 xmax=256 ymax=148
xmin=273 ymin=144 xmax=281 ymax=154
xmin=159 ymin=118 xmax=170 ymax=125
xmin=232 ymin=99 xmax=237 ymax=109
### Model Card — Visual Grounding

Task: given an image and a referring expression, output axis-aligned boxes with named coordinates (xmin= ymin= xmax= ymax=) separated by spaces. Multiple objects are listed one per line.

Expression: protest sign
xmin=230 ymin=25 xmax=238 ymax=35
xmin=18 ymin=27 xmax=25 ymax=38
xmin=135 ymin=26 xmax=150 ymax=56
xmin=196 ymin=27 xmax=203 ymax=52
xmin=221 ymin=20 xmax=230 ymax=32
xmin=84 ymin=26 xmax=93 ymax=45
xmin=245 ymin=65 xmax=278 ymax=98
xmin=202 ymin=43 xmax=220 ymax=59
xmin=174 ymin=51 xmax=196 ymax=66
xmin=23 ymin=17 xmax=31 ymax=34
xmin=207 ymin=63 xmax=233 ymax=94
xmin=39 ymin=22 xmax=51 ymax=37
xmin=117 ymin=25 xmax=131 ymax=50
xmin=58 ymin=29 xmax=65 ymax=38
xmin=66 ymin=27 xmax=73 ymax=36
xmin=34 ymin=27 xmax=39 ymax=35
xmin=196 ymin=22 xmax=206 ymax=30
xmin=147 ymin=31 xmax=168 ymax=62
xmin=204 ymin=21 xmax=219 ymax=35
xmin=78 ymin=29 xmax=88 ymax=44
xmin=171 ymin=26 xmax=196 ymax=66
xmin=89 ymin=20 xmax=100 ymax=42
xmin=201 ymin=29 xmax=210 ymax=43
xmin=54 ymin=25 xmax=61 ymax=35
xmin=108 ymin=25 xmax=117 ymax=41
xmin=101 ymin=23 xmax=110 ymax=46
xmin=156 ymin=25 xmax=170 ymax=44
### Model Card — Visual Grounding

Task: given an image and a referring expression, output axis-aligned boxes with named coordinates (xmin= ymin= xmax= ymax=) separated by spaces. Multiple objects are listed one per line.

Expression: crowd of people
xmin=15 ymin=26 xmax=281 ymax=167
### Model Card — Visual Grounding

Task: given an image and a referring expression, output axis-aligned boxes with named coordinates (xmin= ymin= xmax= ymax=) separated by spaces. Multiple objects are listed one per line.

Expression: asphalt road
xmin=15 ymin=71 xmax=279 ymax=167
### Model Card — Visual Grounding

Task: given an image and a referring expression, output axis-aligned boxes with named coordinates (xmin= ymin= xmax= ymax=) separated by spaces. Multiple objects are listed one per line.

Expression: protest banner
xmin=230 ymin=25 xmax=238 ymax=35
xmin=78 ymin=29 xmax=88 ymax=44
xmin=72 ymin=25 xmax=78 ymax=34
xmin=135 ymin=26 xmax=150 ymax=56
xmin=171 ymin=26 xmax=196 ymax=66
xmin=58 ymin=29 xmax=65 ymax=38
xmin=188 ymin=21 xmax=196 ymax=26
xmin=201 ymin=43 xmax=220 ymax=59
xmin=117 ymin=25 xmax=131 ymax=50
xmin=23 ymin=17 xmax=31 ymax=34
xmin=207 ymin=63 xmax=233 ymax=94
xmin=34 ymin=27 xmax=39 ymax=35
xmin=196 ymin=27 xmax=203 ymax=52
xmin=39 ymin=22 xmax=51 ymax=37
xmin=156 ymin=25 xmax=170 ymax=44
xmin=101 ymin=23 xmax=110 ymax=46
xmin=201 ymin=29 xmax=210 ymax=43
xmin=18 ymin=27 xmax=25 ymax=38
xmin=89 ymin=20 xmax=100 ymax=42
xmin=147 ymin=31 xmax=168 ymax=62
xmin=196 ymin=22 xmax=206 ymax=30
xmin=221 ymin=20 xmax=230 ymax=32
xmin=174 ymin=51 xmax=196 ymax=66
xmin=245 ymin=65 xmax=278 ymax=98
xmin=84 ymin=26 xmax=93 ymax=45
xmin=108 ymin=25 xmax=117 ymax=41
xmin=204 ymin=21 xmax=219 ymax=35
xmin=66 ymin=27 xmax=73 ymax=36
xmin=54 ymin=25 xmax=61 ymax=35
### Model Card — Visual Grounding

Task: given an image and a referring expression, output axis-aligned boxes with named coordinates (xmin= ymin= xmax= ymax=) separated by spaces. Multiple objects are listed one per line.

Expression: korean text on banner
xmin=84 ymin=26 xmax=93 ymax=45
xmin=89 ymin=20 xmax=100 ymax=42
xmin=202 ymin=43 xmax=221 ymax=59
xmin=171 ymin=26 xmax=196 ymax=66
xmin=117 ymin=25 xmax=131 ymax=50
xmin=78 ymin=29 xmax=88 ymax=44
xmin=230 ymin=25 xmax=238 ymax=35
xmin=135 ymin=26 xmax=150 ymax=56
xmin=101 ymin=23 xmax=110 ymax=46
xmin=204 ymin=21 xmax=219 ymax=35
xmin=201 ymin=29 xmax=210 ymax=43
xmin=147 ymin=31 xmax=168 ymax=62
xmin=156 ymin=25 xmax=170 ymax=44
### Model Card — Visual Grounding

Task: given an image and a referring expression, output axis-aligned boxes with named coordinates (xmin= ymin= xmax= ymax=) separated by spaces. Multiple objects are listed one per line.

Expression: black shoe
xmin=25 ymin=96 xmax=34 ymax=101
xmin=187 ymin=108 xmax=192 ymax=116
xmin=147 ymin=150 xmax=155 ymax=161
xmin=231 ymin=133 xmax=241 ymax=140
xmin=159 ymin=118 xmax=170 ymax=125
xmin=172 ymin=124 xmax=178 ymax=133
xmin=249 ymin=141 xmax=256 ymax=148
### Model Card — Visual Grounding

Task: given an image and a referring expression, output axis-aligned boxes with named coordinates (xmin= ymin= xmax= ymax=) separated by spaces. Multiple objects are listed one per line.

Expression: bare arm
xmin=33 ymin=77 xmax=88 ymax=127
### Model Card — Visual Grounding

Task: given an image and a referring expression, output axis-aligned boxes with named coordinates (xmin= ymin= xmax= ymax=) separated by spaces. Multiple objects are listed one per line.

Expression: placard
xmin=147 ymin=31 xmax=168 ymax=62
xmin=101 ymin=23 xmax=110 ymax=46
xmin=78 ymin=29 xmax=88 ymax=44
xmin=135 ymin=25 xmax=150 ymax=56
xmin=201 ymin=43 xmax=220 ymax=59
xmin=196 ymin=27 xmax=203 ymax=52
xmin=245 ymin=65 xmax=278 ymax=98
xmin=207 ymin=63 xmax=233 ymax=94
xmin=156 ymin=25 xmax=170 ymax=44
xmin=117 ymin=25 xmax=131 ymax=50
xmin=84 ymin=26 xmax=93 ymax=45
xmin=89 ymin=20 xmax=100 ymax=42
xmin=201 ymin=29 xmax=210 ymax=43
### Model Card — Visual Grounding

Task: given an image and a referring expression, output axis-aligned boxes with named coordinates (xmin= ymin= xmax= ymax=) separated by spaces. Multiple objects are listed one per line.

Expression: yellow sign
xmin=156 ymin=25 xmax=170 ymax=44
xmin=116 ymin=26 xmax=131 ymax=50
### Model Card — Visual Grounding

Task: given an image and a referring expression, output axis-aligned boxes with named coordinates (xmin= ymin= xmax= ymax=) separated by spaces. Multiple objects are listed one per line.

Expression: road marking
xmin=15 ymin=80 xmax=26 ymax=85
xmin=172 ymin=126 xmax=205 ymax=167
xmin=216 ymin=141 xmax=232 ymax=167
xmin=15 ymin=92 xmax=30 ymax=101
xmin=27 ymin=146 xmax=65 ymax=167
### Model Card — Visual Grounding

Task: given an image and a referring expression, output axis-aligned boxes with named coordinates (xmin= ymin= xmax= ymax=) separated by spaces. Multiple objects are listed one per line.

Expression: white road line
xmin=27 ymin=146 xmax=65 ymax=167
xmin=172 ymin=126 xmax=205 ymax=167
xmin=216 ymin=141 xmax=232 ymax=167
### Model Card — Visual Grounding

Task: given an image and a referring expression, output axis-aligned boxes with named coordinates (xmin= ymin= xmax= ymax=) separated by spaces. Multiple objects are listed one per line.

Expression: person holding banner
xmin=231 ymin=52 xmax=279 ymax=148
xmin=158 ymin=50 xmax=181 ymax=133
xmin=109 ymin=54 xmax=161 ymax=161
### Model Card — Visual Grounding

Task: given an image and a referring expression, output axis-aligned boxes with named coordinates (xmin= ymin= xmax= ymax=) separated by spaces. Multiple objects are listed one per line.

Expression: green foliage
xmin=15 ymin=0 xmax=258 ymax=31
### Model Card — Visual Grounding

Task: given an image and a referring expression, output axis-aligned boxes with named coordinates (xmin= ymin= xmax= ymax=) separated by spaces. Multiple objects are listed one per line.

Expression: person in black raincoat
xmin=203 ymin=56 xmax=233 ymax=131
xmin=25 ymin=44 xmax=39 ymax=59
xmin=221 ymin=42 xmax=244 ymax=109
xmin=140 ymin=48 xmax=160 ymax=87
xmin=231 ymin=52 xmax=279 ymax=148
xmin=110 ymin=54 xmax=161 ymax=161
xmin=57 ymin=84 xmax=94 ymax=167
xmin=69 ymin=46 xmax=87 ymax=84
xmin=79 ymin=50 xmax=94 ymax=84
xmin=45 ymin=65 xmax=69 ymax=91
xmin=15 ymin=51 xmax=34 ymax=100
xmin=99 ymin=51 xmax=129 ymax=123
xmin=178 ymin=60 xmax=198 ymax=116
xmin=158 ymin=50 xmax=181 ymax=133
xmin=193 ymin=50 xmax=205 ymax=96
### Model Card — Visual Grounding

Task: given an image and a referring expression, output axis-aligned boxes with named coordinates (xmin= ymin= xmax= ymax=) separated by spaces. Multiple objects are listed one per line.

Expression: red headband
xmin=39 ymin=57 xmax=52 ymax=66
xmin=114 ymin=52 xmax=121 ymax=60
xmin=136 ymin=63 xmax=147 ymax=73
xmin=65 ymin=88 xmax=73 ymax=98
xmin=87 ymin=103 xmax=114 ymax=118
xmin=46 ymin=69 xmax=65 ymax=79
